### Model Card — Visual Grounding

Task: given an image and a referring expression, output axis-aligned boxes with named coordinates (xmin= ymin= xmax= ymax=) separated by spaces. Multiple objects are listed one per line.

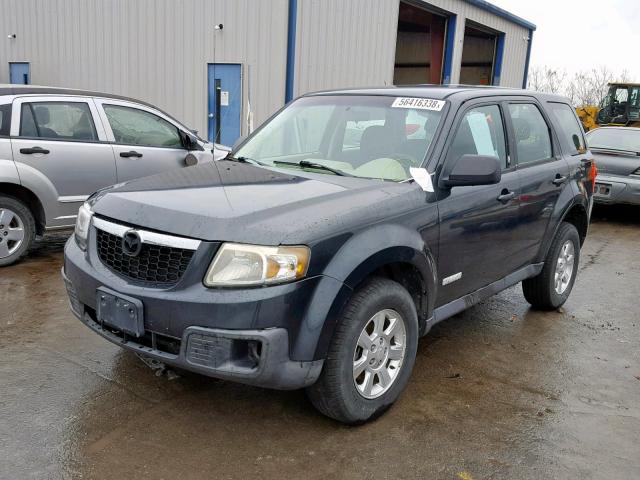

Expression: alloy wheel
xmin=0 ymin=208 xmax=26 ymax=259
xmin=554 ymin=240 xmax=575 ymax=295
xmin=353 ymin=309 xmax=407 ymax=399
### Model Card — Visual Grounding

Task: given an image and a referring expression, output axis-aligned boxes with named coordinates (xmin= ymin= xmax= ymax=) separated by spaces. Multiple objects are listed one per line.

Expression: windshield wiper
xmin=272 ymin=160 xmax=354 ymax=177
xmin=224 ymin=154 xmax=269 ymax=166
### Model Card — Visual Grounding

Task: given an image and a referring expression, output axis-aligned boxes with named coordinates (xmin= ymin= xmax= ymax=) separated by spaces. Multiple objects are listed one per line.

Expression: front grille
xmin=96 ymin=228 xmax=195 ymax=285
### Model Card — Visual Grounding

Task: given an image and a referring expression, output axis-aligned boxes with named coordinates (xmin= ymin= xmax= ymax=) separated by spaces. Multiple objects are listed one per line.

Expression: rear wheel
xmin=523 ymin=222 xmax=580 ymax=310
xmin=0 ymin=195 xmax=36 ymax=267
xmin=306 ymin=277 xmax=418 ymax=424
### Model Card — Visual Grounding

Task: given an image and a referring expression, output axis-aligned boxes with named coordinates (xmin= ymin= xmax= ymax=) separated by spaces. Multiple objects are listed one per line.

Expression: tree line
xmin=527 ymin=65 xmax=634 ymax=107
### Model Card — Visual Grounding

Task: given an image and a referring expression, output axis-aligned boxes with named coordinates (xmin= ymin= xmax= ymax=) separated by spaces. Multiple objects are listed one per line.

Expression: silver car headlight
xmin=74 ymin=202 xmax=93 ymax=251
xmin=204 ymin=243 xmax=310 ymax=287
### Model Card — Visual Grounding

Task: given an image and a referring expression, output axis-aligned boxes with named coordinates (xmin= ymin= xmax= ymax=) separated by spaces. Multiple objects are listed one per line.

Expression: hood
xmin=591 ymin=150 xmax=640 ymax=177
xmin=90 ymin=160 xmax=420 ymax=245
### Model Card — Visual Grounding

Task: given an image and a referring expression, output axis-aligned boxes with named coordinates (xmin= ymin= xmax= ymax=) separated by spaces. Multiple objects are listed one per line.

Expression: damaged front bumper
xmin=61 ymin=232 xmax=328 ymax=390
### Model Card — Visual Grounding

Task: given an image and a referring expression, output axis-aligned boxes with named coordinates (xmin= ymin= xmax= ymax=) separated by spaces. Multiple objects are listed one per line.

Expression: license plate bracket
xmin=96 ymin=287 xmax=144 ymax=337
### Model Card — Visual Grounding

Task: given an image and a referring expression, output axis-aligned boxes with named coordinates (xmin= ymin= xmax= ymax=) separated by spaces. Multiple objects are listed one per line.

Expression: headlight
xmin=204 ymin=243 xmax=310 ymax=287
xmin=74 ymin=202 xmax=93 ymax=251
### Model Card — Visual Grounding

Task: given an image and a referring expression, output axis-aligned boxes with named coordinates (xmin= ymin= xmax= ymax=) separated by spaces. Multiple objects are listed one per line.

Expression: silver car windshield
xmin=235 ymin=95 xmax=446 ymax=181
xmin=588 ymin=128 xmax=640 ymax=154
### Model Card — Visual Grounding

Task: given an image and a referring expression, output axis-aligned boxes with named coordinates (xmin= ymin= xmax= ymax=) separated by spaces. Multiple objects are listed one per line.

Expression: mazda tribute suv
xmin=63 ymin=86 xmax=596 ymax=423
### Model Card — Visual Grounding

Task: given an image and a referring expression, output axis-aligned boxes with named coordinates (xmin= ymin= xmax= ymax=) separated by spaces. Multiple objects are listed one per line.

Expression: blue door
xmin=207 ymin=64 xmax=242 ymax=146
xmin=9 ymin=62 xmax=30 ymax=84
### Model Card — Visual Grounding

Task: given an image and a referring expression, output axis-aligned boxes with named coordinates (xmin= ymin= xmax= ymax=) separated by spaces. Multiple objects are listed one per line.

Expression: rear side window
xmin=508 ymin=103 xmax=552 ymax=165
xmin=19 ymin=102 xmax=98 ymax=141
xmin=446 ymin=105 xmax=508 ymax=169
xmin=103 ymin=104 xmax=183 ymax=149
xmin=549 ymin=102 xmax=586 ymax=154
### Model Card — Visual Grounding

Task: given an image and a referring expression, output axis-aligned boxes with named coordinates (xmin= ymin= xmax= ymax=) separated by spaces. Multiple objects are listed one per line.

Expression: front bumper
xmin=61 ymin=230 xmax=342 ymax=390
xmin=593 ymin=174 xmax=640 ymax=205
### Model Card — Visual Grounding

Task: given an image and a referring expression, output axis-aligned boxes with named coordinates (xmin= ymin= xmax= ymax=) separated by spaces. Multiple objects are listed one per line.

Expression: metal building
xmin=1 ymin=0 xmax=535 ymax=146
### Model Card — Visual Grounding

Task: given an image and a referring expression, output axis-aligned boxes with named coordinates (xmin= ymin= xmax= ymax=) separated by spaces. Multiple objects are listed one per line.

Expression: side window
xmin=19 ymin=102 xmax=98 ymax=141
xmin=508 ymin=103 xmax=552 ymax=165
xmin=446 ymin=104 xmax=508 ymax=169
xmin=549 ymin=102 xmax=586 ymax=155
xmin=103 ymin=104 xmax=183 ymax=148
xmin=0 ymin=104 xmax=11 ymax=137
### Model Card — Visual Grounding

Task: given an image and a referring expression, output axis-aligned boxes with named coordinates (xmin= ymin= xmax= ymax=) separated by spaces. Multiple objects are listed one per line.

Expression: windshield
xmin=235 ymin=95 xmax=446 ymax=181
xmin=587 ymin=128 xmax=640 ymax=153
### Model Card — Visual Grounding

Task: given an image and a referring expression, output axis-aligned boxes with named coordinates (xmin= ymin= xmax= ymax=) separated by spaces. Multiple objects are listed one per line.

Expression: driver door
xmin=94 ymin=99 xmax=192 ymax=182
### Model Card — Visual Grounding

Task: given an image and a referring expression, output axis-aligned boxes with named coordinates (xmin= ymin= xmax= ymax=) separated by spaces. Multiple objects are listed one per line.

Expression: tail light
xmin=587 ymin=160 xmax=598 ymax=193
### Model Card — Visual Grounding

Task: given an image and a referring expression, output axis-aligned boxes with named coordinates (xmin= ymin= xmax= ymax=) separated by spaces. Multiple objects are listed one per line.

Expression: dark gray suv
xmin=63 ymin=86 xmax=596 ymax=423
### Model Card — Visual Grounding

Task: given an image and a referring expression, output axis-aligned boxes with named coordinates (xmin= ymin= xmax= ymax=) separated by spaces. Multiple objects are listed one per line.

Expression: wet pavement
xmin=1 ymin=205 xmax=639 ymax=480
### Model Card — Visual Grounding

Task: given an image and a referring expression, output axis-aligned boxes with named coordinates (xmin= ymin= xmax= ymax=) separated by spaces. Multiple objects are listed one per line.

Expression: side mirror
xmin=441 ymin=154 xmax=501 ymax=188
xmin=232 ymin=135 xmax=247 ymax=150
xmin=184 ymin=153 xmax=199 ymax=167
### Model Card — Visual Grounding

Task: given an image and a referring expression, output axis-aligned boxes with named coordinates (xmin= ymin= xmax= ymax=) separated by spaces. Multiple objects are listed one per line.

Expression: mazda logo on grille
xmin=122 ymin=230 xmax=142 ymax=257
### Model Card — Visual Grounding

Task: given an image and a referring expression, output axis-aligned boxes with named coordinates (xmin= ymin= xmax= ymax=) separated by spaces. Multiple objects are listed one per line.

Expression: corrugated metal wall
xmin=0 ymin=0 xmax=288 ymax=138
xmin=1 ymin=0 xmax=531 ymax=137
xmin=294 ymin=0 xmax=531 ymax=96
xmin=293 ymin=0 xmax=400 ymax=96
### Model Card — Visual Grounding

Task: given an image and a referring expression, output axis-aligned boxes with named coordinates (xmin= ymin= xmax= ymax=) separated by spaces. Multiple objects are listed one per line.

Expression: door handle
xmin=120 ymin=151 xmax=143 ymax=158
xmin=497 ymin=190 xmax=517 ymax=203
xmin=552 ymin=174 xmax=568 ymax=186
xmin=20 ymin=146 xmax=50 ymax=154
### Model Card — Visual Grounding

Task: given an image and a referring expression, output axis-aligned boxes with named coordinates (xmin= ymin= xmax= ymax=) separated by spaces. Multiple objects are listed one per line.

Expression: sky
xmin=489 ymin=0 xmax=640 ymax=81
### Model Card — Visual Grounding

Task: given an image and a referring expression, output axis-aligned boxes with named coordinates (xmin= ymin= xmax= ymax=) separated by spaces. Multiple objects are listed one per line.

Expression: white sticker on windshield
xmin=392 ymin=97 xmax=445 ymax=111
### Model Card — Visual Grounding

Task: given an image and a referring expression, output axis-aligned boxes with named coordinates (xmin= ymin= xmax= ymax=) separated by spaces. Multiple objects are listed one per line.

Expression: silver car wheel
xmin=554 ymin=240 xmax=575 ymax=295
xmin=353 ymin=308 xmax=407 ymax=399
xmin=0 ymin=208 xmax=26 ymax=259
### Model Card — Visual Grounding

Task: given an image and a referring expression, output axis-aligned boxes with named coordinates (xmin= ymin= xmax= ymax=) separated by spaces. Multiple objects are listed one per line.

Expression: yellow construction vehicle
xmin=576 ymin=105 xmax=600 ymax=131
xmin=577 ymin=83 xmax=640 ymax=131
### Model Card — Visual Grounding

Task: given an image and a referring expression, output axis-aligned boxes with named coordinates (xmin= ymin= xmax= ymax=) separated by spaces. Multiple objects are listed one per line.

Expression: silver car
xmin=0 ymin=85 xmax=230 ymax=266
xmin=586 ymin=127 xmax=640 ymax=205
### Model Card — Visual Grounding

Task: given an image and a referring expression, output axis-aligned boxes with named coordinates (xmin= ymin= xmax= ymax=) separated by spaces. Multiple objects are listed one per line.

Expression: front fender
xmin=296 ymin=223 xmax=437 ymax=361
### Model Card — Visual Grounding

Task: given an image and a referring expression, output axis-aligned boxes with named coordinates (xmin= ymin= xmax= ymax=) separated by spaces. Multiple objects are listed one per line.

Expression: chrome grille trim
xmin=92 ymin=217 xmax=201 ymax=250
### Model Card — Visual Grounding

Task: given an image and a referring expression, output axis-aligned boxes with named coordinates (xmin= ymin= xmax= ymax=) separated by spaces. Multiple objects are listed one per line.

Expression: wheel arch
xmin=535 ymin=198 xmax=589 ymax=264
xmin=0 ymin=182 xmax=46 ymax=235
xmin=306 ymin=224 xmax=438 ymax=360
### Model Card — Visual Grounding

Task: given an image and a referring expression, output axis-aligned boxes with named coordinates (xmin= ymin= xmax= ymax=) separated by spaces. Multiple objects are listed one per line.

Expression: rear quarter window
xmin=548 ymin=102 xmax=586 ymax=155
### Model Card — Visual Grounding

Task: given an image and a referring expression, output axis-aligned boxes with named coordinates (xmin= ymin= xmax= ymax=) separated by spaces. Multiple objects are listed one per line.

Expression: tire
xmin=306 ymin=277 xmax=419 ymax=424
xmin=522 ymin=222 xmax=580 ymax=310
xmin=0 ymin=195 xmax=36 ymax=267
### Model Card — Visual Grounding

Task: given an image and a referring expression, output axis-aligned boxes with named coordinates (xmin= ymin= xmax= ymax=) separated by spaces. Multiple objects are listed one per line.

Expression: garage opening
xmin=460 ymin=22 xmax=502 ymax=85
xmin=394 ymin=1 xmax=447 ymax=85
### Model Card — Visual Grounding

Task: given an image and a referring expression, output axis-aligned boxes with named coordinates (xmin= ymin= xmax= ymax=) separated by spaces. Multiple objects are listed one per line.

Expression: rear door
xmin=94 ymin=99 xmax=191 ymax=183
xmin=10 ymin=96 xmax=116 ymax=224
xmin=436 ymin=101 xmax=521 ymax=306
xmin=506 ymin=101 xmax=570 ymax=260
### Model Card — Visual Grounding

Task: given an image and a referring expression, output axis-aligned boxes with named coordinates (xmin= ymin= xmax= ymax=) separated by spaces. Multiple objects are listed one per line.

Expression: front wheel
xmin=523 ymin=222 xmax=580 ymax=310
xmin=0 ymin=195 xmax=36 ymax=267
xmin=306 ymin=277 xmax=419 ymax=424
